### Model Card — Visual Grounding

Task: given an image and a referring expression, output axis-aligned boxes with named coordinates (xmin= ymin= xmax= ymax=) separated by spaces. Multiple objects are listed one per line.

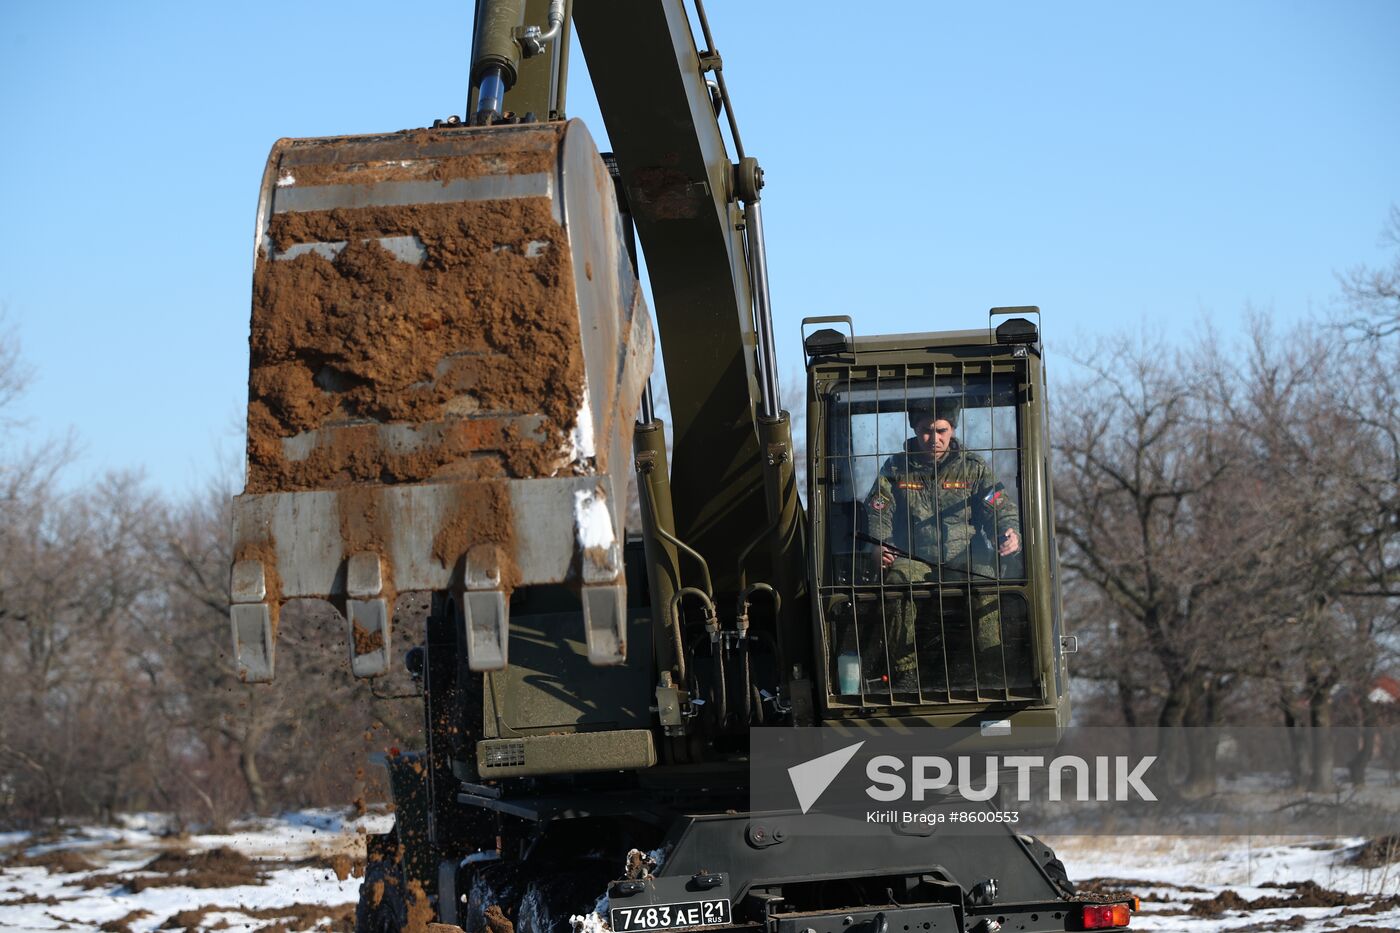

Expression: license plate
xmin=609 ymin=899 xmax=731 ymax=932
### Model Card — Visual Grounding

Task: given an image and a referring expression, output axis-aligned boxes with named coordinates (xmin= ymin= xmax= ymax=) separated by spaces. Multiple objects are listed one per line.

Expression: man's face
xmin=913 ymin=416 xmax=954 ymax=460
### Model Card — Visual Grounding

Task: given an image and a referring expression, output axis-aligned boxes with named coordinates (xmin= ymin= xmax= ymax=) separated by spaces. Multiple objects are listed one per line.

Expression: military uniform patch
xmin=871 ymin=495 xmax=889 ymax=511
xmin=941 ymin=480 xmax=971 ymax=490
xmin=896 ymin=481 xmax=925 ymax=490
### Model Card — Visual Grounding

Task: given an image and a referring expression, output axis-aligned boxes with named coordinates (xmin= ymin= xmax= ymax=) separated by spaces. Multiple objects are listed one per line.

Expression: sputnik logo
xmin=787 ymin=741 xmax=864 ymax=814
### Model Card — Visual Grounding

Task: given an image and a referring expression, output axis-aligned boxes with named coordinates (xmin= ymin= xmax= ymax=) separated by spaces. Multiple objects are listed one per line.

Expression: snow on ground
xmin=0 ymin=809 xmax=392 ymax=933
xmin=5 ymin=814 xmax=1400 ymax=932
xmin=1051 ymin=834 xmax=1400 ymax=932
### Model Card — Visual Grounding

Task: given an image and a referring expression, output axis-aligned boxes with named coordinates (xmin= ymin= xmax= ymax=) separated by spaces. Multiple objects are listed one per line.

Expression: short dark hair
xmin=908 ymin=397 xmax=960 ymax=429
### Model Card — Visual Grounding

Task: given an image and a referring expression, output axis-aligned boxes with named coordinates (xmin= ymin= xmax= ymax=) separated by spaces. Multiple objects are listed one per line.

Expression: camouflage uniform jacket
xmin=866 ymin=440 xmax=1019 ymax=569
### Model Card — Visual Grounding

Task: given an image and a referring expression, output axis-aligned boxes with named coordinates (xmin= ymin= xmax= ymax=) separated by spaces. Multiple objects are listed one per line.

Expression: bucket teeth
xmin=230 ymin=603 xmax=276 ymax=683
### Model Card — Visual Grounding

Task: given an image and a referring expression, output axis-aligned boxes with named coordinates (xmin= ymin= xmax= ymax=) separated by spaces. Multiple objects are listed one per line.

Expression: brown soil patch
xmin=160 ymin=901 xmax=355 ymax=932
xmin=143 ymin=847 xmax=258 ymax=876
xmin=1188 ymin=881 xmax=1370 ymax=916
xmin=10 ymin=848 xmax=98 ymax=873
xmin=1224 ymin=916 xmax=1310 ymax=932
xmin=1079 ymin=877 xmax=1209 ymax=894
xmin=159 ymin=907 xmax=214 ymax=930
xmin=245 ymin=902 xmax=356 ymax=932
xmin=0 ymin=893 xmax=64 ymax=905
xmin=484 ymin=904 xmax=515 ymax=933
xmin=84 ymin=847 xmax=264 ymax=892
xmin=430 ymin=481 xmax=518 ymax=584
xmin=352 ymin=620 xmax=385 ymax=655
xmin=1341 ymin=896 xmax=1400 ymax=916
xmin=279 ymin=127 xmax=555 ymax=188
xmin=1351 ymin=834 xmax=1400 ymax=867
xmin=246 ymin=135 xmax=586 ymax=495
xmin=101 ymin=908 xmax=153 ymax=932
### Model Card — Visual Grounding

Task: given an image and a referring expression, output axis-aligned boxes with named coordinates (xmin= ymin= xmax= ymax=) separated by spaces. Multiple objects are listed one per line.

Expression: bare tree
xmin=1053 ymin=332 xmax=1269 ymax=790
xmin=1340 ymin=205 xmax=1400 ymax=340
xmin=1055 ymin=316 xmax=1400 ymax=793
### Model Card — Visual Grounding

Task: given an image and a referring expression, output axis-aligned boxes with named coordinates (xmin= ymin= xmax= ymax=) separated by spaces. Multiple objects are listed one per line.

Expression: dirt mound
xmin=1078 ymin=876 xmax=1209 ymax=896
xmin=245 ymin=902 xmax=357 ymax=932
xmin=0 ymin=893 xmax=64 ymax=906
xmin=158 ymin=907 xmax=215 ymax=930
xmin=101 ymin=908 xmax=153 ymax=932
xmin=83 ymin=847 xmax=264 ymax=892
xmin=1350 ymin=834 xmax=1400 ymax=867
xmin=143 ymin=847 xmax=256 ymax=875
xmin=158 ymin=901 xmax=355 ymax=932
xmin=10 ymin=848 xmax=98 ymax=874
xmin=1189 ymin=881 xmax=1370 ymax=916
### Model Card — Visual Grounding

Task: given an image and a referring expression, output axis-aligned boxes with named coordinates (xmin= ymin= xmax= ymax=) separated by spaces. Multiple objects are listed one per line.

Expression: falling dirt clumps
xmin=328 ymin=853 xmax=356 ymax=882
xmin=246 ymin=168 xmax=587 ymax=494
xmin=484 ymin=904 xmax=516 ymax=933
xmin=403 ymin=879 xmax=436 ymax=933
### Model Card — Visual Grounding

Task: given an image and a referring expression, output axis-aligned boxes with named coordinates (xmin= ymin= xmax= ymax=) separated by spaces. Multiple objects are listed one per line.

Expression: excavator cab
xmin=803 ymin=313 xmax=1071 ymax=729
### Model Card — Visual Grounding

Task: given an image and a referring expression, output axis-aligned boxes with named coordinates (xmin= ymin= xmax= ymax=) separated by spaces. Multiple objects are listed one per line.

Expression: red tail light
xmin=1081 ymin=903 xmax=1131 ymax=929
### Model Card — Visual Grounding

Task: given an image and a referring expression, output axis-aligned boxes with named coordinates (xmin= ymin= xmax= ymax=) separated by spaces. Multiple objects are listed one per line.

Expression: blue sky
xmin=1 ymin=1 xmax=1397 ymax=497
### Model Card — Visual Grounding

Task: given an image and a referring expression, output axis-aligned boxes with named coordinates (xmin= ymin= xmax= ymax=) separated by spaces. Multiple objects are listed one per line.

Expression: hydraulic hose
xmin=668 ymin=587 xmax=715 ymax=693
xmin=713 ymin=638 xmax=728 ymax=730
xmin=737 ymin=584 xmax=779 ymax=725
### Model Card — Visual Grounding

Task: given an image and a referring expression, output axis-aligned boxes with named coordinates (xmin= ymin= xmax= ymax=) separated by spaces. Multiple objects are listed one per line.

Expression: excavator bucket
xmin=228 ymin=120 xmax=652 ymax=682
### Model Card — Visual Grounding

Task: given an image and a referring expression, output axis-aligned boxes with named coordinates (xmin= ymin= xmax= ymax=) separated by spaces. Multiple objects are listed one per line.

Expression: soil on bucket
xmin=246 ymin=156 xmax=586 ymax=494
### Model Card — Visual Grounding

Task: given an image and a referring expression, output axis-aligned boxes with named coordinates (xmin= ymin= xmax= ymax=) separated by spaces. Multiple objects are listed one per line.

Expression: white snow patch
xmin=570 ymin=893 xmax=612 ymax=933
xmin=1047 ymin=834 xmax=1400 ymax=932
xmin=276 ymin=173 xmax=295 ymax=187
xmin=574 ymin=487 xmax=614 ymax=551
xmin=568 ymin=381 xmax=596 ymax=464
xmin=0 ymin=809 xmax=389 ymax=933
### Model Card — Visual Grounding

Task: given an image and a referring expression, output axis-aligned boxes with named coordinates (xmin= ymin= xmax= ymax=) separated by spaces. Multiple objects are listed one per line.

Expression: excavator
xmin=229 ymin=2 xmax=1133 ymax=931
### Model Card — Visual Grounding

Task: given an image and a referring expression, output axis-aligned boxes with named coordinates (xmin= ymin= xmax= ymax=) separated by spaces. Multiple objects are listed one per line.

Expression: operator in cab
xmin=862 ymin=397 xmax=1020 ymax=692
